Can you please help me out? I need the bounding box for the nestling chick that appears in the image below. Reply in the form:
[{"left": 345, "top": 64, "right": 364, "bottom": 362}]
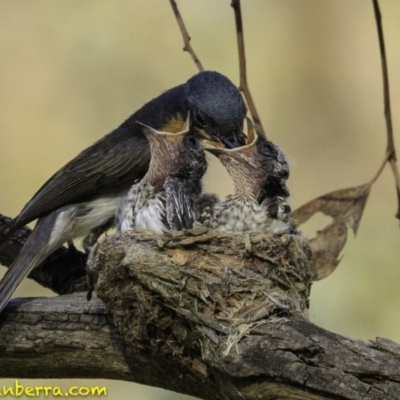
[
  {"left": 117, "top": 114, "right": 207, "bottom": 233},
  {"left": 202, "top": 119, "right": 293, "bottom": 233}
]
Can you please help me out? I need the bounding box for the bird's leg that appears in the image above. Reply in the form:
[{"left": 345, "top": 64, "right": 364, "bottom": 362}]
[
  {"left": 83, "top": 218, "right": 114, "bottom": 255},
  {"left": 86, "top": 274, "right": 94, "bottom": 301}
]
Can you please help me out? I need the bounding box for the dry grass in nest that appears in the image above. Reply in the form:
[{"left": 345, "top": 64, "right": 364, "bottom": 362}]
[{"left": 88, "top": 228, "right": 312, "bottom": 368}]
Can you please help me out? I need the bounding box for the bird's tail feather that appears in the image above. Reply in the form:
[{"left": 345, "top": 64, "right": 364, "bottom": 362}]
[{"left": 0, "top": 213, "right": 57, "bottom": 314}]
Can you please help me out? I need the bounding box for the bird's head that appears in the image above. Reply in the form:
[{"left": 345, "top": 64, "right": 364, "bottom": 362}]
[
  {"left": 185, "top": 71, "right": 247, "bottom": 149},
  {"left": 204, "top": 118, "right": 290, "bottom": 201},
  {"left": 138, "top": 113, "right": 206, "bottom": 187}
]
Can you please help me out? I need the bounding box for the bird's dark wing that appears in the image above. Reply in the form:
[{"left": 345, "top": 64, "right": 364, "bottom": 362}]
[
  {"left": 0, "top": 212, "right": 58, "bottom": 313},
  {"left": 11, "top": 130, "right": 150, "bottom": 233},
  {"left": 165, "top": 177, "right": 196, "bottom": 231}
]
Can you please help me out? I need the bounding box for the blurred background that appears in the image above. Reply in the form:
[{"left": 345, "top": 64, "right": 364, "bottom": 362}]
[{"left": 0, "top": 0, "right": 399, "bottom": 398}]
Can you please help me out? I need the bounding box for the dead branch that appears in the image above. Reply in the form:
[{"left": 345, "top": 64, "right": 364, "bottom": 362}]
[
  {"left": 0, "top": 214, "right": 87, "bottom": 294},
  {"left": 231, "top": 0, "right": 265, "bottom": 137},
  {"left": 169, "top": 0, "right": 204, "bottom": 72},
  {"left": 372, "top": 0, "right": 400, "bottom": 219},
  {"left": 1, "top": 231, "right": 400, "bottom": 400}
]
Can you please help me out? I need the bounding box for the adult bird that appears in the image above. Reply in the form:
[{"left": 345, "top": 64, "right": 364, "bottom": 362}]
[
  {"left": 117, "top": 114, "right": 206, "bottom": 233},
  {"left": 202, "top": 119, "right": 293, "bottom": 233},
  {"left": 0, "top": 71, "right": 247, "bottom": 313}
]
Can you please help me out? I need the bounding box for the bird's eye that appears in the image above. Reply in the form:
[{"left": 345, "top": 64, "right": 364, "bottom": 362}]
[{"left": 195, "top": 111, "right": 208, "bottom": 128}]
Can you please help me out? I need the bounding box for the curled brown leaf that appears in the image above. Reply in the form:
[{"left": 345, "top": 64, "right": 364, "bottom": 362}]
[{"left": 293, "top": 184, "right": 371, "bottom": 280}]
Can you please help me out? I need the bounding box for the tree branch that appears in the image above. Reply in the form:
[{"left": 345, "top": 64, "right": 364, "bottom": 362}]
[
  {"left": 2, "top": 221, "right": 400, "bottom": 398},
  {"left": 1, "top": 293, "right": 400, "bottom": 400},
  {"left": 0, "top": 294, "right": 219, "bottom": 399},
  {"left": 372, "top": 0, "right": 400, "bottom": 219},
  {"left": 169, "top": 0, "right": 204, "bottom": 72},
  {"left": 0, "top": 214, "right": 88, "bottom": 294},
  {"left": 231, "top": 0, "right": 265, "bottom": 138}
]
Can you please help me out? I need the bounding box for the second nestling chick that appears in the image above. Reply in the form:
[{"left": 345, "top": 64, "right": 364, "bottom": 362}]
[
  {"left": 117, "top": 114, "right": 207, "bottom": 233},
  {"left": 201, "top": 119, "right": 294, "bottom": 233}
]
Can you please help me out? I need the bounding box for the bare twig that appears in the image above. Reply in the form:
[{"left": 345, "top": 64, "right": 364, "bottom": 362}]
[
  {"left": 368, "top": 151, "right": 392, "bottom": 186},
  {"left": 169, "top": 0, "right": 204, "bottom": 72},
  {"left": 372, "top": 0, "right": 400, "bottom": 219},
  {"left": 231, "top": 0, "right": 265, "bottom": 138}
]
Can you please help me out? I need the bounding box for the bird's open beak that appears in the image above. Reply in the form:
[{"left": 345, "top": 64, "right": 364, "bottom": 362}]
[
  {"left": 136, "top": 113, "right": 192, "bottom": 179},
  {"left": 204, "top": 117, "right": 258, "bottom": 159},
  {"left": 196, "top": 127, "right": 246, "bottom": 149},
  {"left": 137, "top": 113, "right": 191, "bottom": 145},
  {"left": 218, "top": 130, "right": 247, "bottom": 149}
]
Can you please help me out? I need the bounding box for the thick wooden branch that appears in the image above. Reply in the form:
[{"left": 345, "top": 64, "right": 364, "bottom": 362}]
[
  {"left": 1, "top": 293, "right": 400, "bottom": 400},
  {"left": 0, "top": 294, "right": 224, "bottom": 399},
  {"left": 0, "top": 214, "right": 88, "bottom": 294},
  {"left": 1, "top": 223, "right": 400, "bottom": 399}
]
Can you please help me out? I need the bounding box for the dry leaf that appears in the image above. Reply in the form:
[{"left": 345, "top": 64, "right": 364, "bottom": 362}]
[{"left": 292, "top": 184, "right": 370, "bottom": 280}]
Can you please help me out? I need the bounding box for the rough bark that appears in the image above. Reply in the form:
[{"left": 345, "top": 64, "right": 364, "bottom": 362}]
[
  {"left": 1, "top": 220, "right": 400, "bottom": 399},
  {"left": 1, "top": 294, "right": 400, "bottom": 400}
]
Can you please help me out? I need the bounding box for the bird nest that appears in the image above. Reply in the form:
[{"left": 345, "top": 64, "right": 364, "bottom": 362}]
[{"left": 88, "top": 227, "right": 312, "bottom": 368}]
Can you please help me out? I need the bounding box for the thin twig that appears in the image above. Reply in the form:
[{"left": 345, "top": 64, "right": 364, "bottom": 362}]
[
  {"left": 169, "top": 0, "right": 204, "bottom": 72},
  {"left": 368, "top": 151, "right": 391, "bottom": 186},
  {"left": 231, "top": 0, "right": 265, "bottom": 138},
  {"left": 372, "top": 0, "right": 400, "bottom": 219}
]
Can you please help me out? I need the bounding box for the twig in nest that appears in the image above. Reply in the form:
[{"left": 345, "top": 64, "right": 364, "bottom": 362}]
[
  {"left": 231, "top": 0, "right": 266, "bottom": 138},
  {"left": 372, "top": 0, "right": 400, "bottom": 220},
  {"left": 169, "top": 0, "right": 204, "bottom": 72}
]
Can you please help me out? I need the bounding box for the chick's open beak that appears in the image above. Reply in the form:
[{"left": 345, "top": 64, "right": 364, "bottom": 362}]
[
  {"left": 137, "top": 112, "right": 191, "bottom": 145},
  {"left": 204, "top": 117, "right": 258, "bottom": 159}
]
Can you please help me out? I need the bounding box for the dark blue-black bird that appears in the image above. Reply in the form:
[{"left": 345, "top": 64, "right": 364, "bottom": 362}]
[
  {"left": 0, "top": 71, "right": 247, "bottom": 313},
  {"left": 117, "top": 114, "right": 207, "bottom": 233},
  {"left": 201, "top": 119, "right": 293, "bottom": 233}
]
